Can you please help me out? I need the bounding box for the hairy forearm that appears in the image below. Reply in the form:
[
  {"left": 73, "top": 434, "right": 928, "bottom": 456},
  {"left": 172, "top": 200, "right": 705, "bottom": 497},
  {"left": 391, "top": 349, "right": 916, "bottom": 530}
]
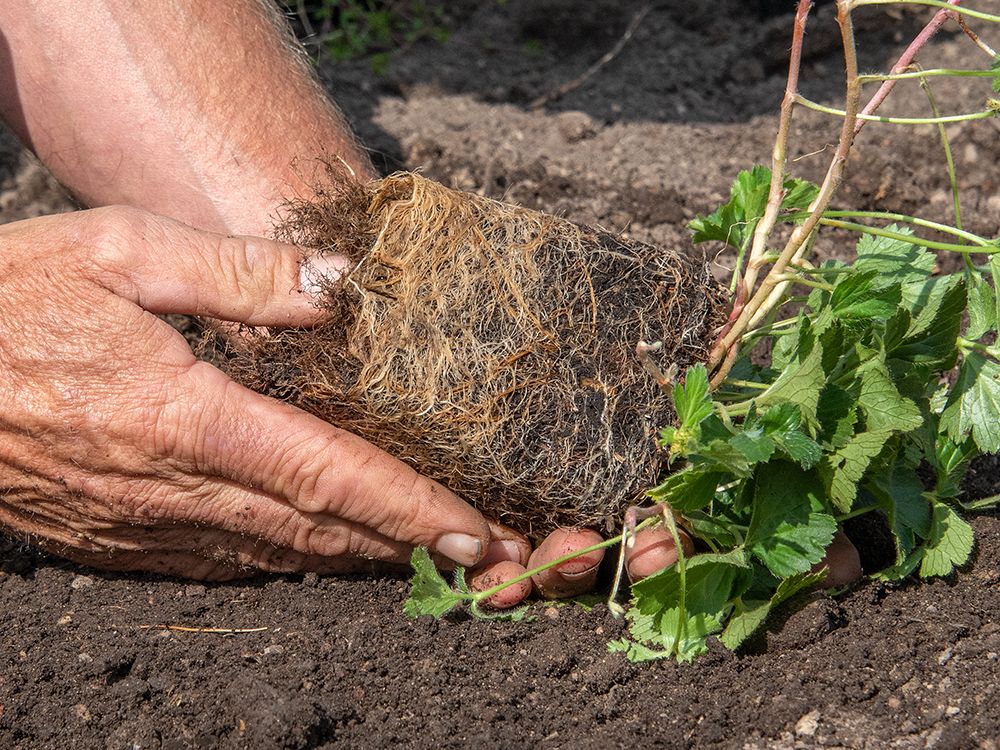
[{"left": 0, "top": 0, "right": 375, "bottom": 236}]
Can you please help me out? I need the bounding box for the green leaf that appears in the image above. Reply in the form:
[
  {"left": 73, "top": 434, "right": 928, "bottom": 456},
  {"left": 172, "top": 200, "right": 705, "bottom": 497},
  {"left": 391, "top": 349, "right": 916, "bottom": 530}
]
[
  {"left": 689, "top": 439, "right": 752, "bottom": 476},
  {"left": 664, "top": 365, "right": 714, "bottom": 455},
  {"left": 751, "top": 403, "right": 822, "bottom": 469},
  {"left": 746, "top": 464, "right": 838, "bottom": 577},
  {"left": 625, "top": 551, "right": 748, "bottom": 661},
  {"left": 689, "top": 166, "right": 772, "bottom": 249},
  {"left": 817, "top": 384, "right": 858, "bottom": 449},
  {"left": 919, "top": 503, "right": 974, "bottom": 577},
  {"left": 992, "top": 54, "right": 1000, "bottom": 94},
  {"left": 719, "top": 569, "right": 826, "bottom": 650},
  {"left": 729, "top": 429, "right": 776, "bottom": 464},
  {"left": 893, "top": 275, "right": 965, "bottom": 369},
  {"left": 824, "top": 430, "right": 893, "bottom": 513},
  {"left": 781, "top": 176, "right": 821, "bottom": 215},
  {"left": 966, "top": 273, "right": 996, "bottom": 340},
  {"left": 940, "top": 352, "right": 1000, "bottom": 453},
  {"left": 688, "top": 166, "right": 817, "bottom": 249},
  {"left": 607, "top": 638, "right": 672, "bottom": 662},
  {"left": 756, "top": 322, "right": 826, "bottom": 430},
  {"left": 868, "top": 448, "right": 931, "bottom": 564},
  {"left": 854, "top": 225, "right": 935, "bottom": 286},
  {"left": 647, "top": 469, "right": 722, "bottom": 514},
  {"left": 674, "top": 365, "right": 713, "bottom": 429},
  {"left": 404, "top": 547, "right": 466, "bottom": 618},
  {"left": 830, "top": 271, "right": 902, "bottom": 321},
  {"left": 857, "top": 355, "right": 923, "bottom": 433}
]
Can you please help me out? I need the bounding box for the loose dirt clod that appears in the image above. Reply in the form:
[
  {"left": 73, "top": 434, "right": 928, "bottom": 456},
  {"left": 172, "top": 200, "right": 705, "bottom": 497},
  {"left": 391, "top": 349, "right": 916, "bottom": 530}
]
[{"left": 222, "top": 171, "right": 726, "bottom": 536}]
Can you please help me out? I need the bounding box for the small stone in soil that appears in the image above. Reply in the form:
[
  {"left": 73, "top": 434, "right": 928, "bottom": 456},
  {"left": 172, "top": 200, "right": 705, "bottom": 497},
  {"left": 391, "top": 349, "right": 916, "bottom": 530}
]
[
  {"left": 70, "top": 575, "right": 94, "bottom": 590},
  {"left": 795, "top": 710, "right": 820, "bottom": 737}
]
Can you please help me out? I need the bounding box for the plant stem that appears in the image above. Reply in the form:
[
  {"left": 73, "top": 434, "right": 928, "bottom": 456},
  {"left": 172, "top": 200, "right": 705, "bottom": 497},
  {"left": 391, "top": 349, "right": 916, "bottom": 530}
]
[
  {"left": 853, "top": 0, "right": 964, "bottom": 136},
  {"left": 661, "top": 506, "right": 689, "bottom": 657},
  {"left": 709, "top": 0, "right": 862, "bottom": 383},
  {"left": 724, "top": 379, "right": 771, "bottom": 390},
  {"left": 775, "top": 274, "right": 835, "bottom": 291},
  {"left": 917, "top": 70, "right": 977, "bottom": 271},
  {"left": 853, "top": 0, "right": 1000, "bottom": 25},
  {"left": 819, "top": 218, "right": 997, "bottom": 253},
  {"left": 858, "top": 68, "right": 997, "bottom": 82},
  {"left": 786, "top": 209, "right": 994, "bottom": 246},
  {"left": 837, "top": 504, "right": 881, "bottom": 522},
  {"left": 956, "top": 12, "right": 999, "bottom": 56},
  {"left": 470, "top": 517, "right": 658, "bottom": 605},
  {"left": 739, "top": 0, "right": 813, "bottom": 299},
  {"left": 797, "top": 95, "right": 997, "bottom": 124}
]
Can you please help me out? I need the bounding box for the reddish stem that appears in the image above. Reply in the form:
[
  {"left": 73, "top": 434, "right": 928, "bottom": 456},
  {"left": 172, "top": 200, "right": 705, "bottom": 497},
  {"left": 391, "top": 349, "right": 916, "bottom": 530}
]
[{"left": 854, "top": 0, "right": 962, "bottom": 135}]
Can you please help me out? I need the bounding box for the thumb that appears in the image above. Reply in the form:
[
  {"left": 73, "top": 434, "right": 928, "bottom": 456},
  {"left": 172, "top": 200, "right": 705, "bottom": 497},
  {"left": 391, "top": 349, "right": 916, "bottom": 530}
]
[{"left": 78, "top": 205, "right": 345, "bottom": 326}]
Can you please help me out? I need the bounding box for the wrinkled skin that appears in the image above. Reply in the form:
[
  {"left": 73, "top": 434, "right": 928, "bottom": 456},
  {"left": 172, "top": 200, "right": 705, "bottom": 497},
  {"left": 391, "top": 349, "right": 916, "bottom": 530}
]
[
  {"left": 0, "top": 1, "right": 861, "bottom": 604},
  {"left": 0, "top": 208, "right": 498, "bottom": 577}
]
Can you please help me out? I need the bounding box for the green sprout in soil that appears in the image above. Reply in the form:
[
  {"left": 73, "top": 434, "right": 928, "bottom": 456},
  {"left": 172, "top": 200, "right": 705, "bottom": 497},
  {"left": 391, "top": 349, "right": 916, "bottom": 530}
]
[{"left": 406, "top": 0, "right": 1000, "bottom": 661}]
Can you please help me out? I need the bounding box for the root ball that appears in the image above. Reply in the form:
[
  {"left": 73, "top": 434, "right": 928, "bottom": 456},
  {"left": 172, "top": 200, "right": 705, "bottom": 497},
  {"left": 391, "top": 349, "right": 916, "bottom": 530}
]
[{"left": 223, "top": 172, "right": 727, "bottom": 537}]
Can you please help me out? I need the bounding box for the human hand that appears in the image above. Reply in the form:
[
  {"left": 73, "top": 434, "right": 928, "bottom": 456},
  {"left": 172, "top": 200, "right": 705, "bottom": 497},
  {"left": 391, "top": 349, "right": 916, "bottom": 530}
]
[
  {"left": 470, "top": 524, "right": 861, "bottom": 609},
  {"left": 0, "top": 207, "right": 494, "bottom": 578}
]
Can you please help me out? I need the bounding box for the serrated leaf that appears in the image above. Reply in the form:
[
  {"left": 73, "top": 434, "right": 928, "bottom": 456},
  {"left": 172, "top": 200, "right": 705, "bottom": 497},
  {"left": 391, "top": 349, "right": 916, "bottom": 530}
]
[
  {"left": 404, "top": 547, "right": 465, "bottom": 618},
  {"left": 753, "top": 403, "right": 822, "bottom": 468},
  {"left": 689, "top": 166, "right": 771, "bottom": 249},
  {"left": 830, "top": 270, "right": 902, "bottom": 321},
  {"left": 940, "top": 351, "right": 1000, "bottom": 453},
  {"left": 824, "top": 430, "right": 893, "bottom": 513},
  {"left": 690, "top": 439, "right": 752, "bottom": 476},
  {"left": 647, "top": 469, "right": 722, "bottom": 514},
  {"left": 729, "top": 429, "right": 777, "bottom": 464},
  {"left": 894, "top": 275, "right": 965, "bottom": 369},
  {"left": 781, "top": 176, "right": 821, "bottom": 215},
  {"left": 624, "top": 552, "right": 747, "bottom": 661},
  {"left": 674, "top": 365, "right": 713, "bottom": 428},
  {"left": 719, "top": 569, "right": 826, "bottom": 650},
  {"left": 817, "top": 384, "right": 858, "bottom": 449},
  {"left": 933, "top": 435, "right": 976, "bottom": 500},
  {"left": 868, "top": 447, "right": 931, "bottom": 564},
  {"left": 966, "top": 273, "right": 996, "bottom": 340},
  {"left": 607, "top": 638, "right": 672, "bottom": 662},
  {"left": 746, "top": 464, "right": 838, "bottom": 577},
  {"left": 775, "top": 430, "right": 823, "bottom": 469},
  {"left": 665, "top": 365, "right": 714, "bottom": 455},
  {"left": 855, "top": 225, "right": 935, "bottom": 285},
  {"left": 689, "top": 167, "right": 817, "bottom": 249},
  {"left": 919, "top": 503, "right": 974, "bottom": 577},
  {"left": 857, "top": 355, "right": 923, "bottom": 433},
  {"left": 756, "top": 323, "right": 826, "bottom": 429}
]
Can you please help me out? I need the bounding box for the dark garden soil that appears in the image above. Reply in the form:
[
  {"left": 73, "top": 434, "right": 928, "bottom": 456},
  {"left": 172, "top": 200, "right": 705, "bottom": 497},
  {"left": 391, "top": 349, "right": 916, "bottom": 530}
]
[{"left": 3, "top": 1, "right": 1000, "bottom": 747}]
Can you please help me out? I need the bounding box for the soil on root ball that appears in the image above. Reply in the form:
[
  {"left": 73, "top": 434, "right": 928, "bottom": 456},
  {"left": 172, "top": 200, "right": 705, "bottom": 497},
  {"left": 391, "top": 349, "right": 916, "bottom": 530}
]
[{"left": 222, "top": 172, "right": 726, "bottom": 537}]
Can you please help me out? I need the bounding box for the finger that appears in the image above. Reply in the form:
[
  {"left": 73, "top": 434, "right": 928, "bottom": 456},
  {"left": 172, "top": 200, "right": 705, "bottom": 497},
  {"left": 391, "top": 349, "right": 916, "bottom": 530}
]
[
  {"left": 123, "top": 473, "right": 418, "bottom": 565},
  {"left": 158, "top": 361, "right": 491, "bottom": 567},
  {"left": 474, "top": 522, "right": 532, "bottom": 569},
  {"left": 528, "top": 528, "right": 605, "bottom": 600},
  {"left": 626, "top": 526, "right": 695, "bottom": 582},
  {"left": 813, "top": 530, "right": 862, "bottom": 587},
  {"left": 468, "top": 560, "right": 532, "bottom": 609},
  {"left": 51, "top": 528, "right": 409, "bottom": 581},
  {"left": 76, "top": 206, "right": 346, "bottom": 326}
]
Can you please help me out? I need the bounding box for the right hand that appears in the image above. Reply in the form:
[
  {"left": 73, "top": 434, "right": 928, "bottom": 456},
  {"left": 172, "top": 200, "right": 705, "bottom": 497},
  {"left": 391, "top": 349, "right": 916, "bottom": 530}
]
[{"left": 0, "top": 207, "right": 493, "bottom": 579}]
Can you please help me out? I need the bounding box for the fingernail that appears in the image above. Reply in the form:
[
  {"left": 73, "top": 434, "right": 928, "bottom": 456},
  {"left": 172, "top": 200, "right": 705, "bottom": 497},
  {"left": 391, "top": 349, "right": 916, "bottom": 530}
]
[
  {"left": 560, "top": 562, "right": 601, "bottom": 581},
  {"left": 482, "top": 539, "right": 526, "bottom": 566},
  {"left": 300, "top": 253, "right": 349, "bottom": 297},
  {"left": 435, "top": 533, "right": 482, "bottom": 567}
]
